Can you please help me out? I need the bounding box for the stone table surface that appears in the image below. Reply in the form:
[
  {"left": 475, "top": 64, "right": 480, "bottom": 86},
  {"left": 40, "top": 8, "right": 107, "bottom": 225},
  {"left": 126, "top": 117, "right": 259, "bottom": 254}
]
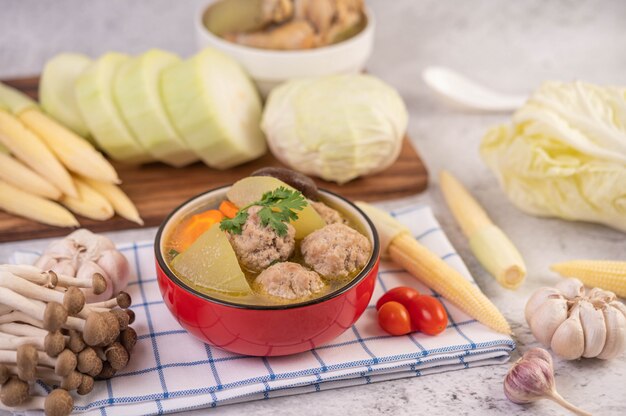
[{"left": 1, "top": 0, "right": 625, "bottom": 415}]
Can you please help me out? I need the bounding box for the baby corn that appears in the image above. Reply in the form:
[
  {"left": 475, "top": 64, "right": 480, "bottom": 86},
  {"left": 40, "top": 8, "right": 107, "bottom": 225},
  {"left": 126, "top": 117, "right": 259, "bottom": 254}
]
[
  {"left": 0, "top": 109, "right": 77, "bottom": 198},
  {"left": 81, "top": 177, "right": 143, "bottom": 225},
  {"left": 0, "top": 152, "right": 62, "bottom": 200},
  {"left": 18, "top": 108, "right": 120, "bottom": 184},
  {"left": 61, "top": 177, "right": 114, "bottom": 221},
  {"left": 551, "top": 260, "right": 626, "bottom": 298},
  {"left": 357, "top": 202, "right": 511, "bottom": 334},
  {"left": 439, "top": 170, "right": 526, "bottom": 289},
  {"left": 0, "top": 181, "right": 78, "bottom": 227}
]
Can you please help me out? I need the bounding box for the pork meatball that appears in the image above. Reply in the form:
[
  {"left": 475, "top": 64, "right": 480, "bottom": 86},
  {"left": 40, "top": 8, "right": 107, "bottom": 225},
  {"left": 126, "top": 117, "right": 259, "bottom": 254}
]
[
  {"left": 255, "top": 262, "right": 324, "bottom": 300},
  {"left": 310, "top": 201, "right": 346, "bottom": 225},
  {"left": 301, "top": 223, "right": 371, "bottom": 278},
  {"left": 227, "top": 205, "right": 295, "bottom": 272}
]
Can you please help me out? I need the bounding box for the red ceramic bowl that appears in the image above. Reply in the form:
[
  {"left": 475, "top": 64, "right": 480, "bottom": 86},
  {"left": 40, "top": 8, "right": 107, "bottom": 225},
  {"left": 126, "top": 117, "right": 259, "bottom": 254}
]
[{"left": 155, "top": 186, "right": 380, "bottom": 356}]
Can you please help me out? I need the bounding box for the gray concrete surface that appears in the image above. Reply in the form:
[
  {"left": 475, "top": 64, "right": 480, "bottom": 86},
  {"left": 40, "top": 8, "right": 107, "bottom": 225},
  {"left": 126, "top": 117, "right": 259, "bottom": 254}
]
[{"left": 1, "top": 0, "right": 625, "bottom": 415}]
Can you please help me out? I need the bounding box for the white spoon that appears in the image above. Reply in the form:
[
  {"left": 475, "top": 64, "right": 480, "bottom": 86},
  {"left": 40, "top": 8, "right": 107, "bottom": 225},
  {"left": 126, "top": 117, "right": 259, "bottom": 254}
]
[{"left": 422, "top": 66, "right": 528, "bottom": 112}]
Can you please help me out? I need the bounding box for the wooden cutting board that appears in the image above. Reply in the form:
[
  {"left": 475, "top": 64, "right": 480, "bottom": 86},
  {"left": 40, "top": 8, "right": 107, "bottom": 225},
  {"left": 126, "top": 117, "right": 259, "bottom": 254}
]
[{"left": 0, "top": 77, "right": 428, "bottom": 243}]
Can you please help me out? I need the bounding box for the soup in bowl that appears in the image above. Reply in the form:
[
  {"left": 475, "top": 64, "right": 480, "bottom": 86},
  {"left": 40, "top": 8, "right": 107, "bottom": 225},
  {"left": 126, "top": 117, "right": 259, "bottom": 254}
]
[{"left": 155, "top": 170, "right": 379, "bottom": 356}]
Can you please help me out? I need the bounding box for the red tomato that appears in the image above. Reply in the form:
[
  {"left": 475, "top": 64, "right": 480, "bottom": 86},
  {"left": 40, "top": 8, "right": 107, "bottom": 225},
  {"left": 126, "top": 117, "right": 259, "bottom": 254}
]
[
  {"left": 377, "top": 301, "right": 411, "bottom": 336},
  {"left": 375, "top": 286, "right": 421, "bottom": 310},
  {"left": 407, "top": 295, "right": 448, "bottom": 335}
]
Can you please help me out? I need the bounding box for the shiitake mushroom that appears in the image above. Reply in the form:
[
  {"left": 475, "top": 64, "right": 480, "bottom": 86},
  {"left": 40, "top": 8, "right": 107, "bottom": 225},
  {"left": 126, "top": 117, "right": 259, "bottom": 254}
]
[{"left": 250, "top": 167, "right": 320, "bottom": 200}]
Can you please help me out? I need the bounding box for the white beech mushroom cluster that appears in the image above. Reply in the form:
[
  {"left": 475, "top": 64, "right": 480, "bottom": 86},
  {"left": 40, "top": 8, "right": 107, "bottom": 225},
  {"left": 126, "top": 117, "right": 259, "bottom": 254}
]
[
  {"left": 0, "top": 232, "right": 136, "bottom": 416},
  {"left": 525, "top": 278, "right": 626, "bottom": 360}
]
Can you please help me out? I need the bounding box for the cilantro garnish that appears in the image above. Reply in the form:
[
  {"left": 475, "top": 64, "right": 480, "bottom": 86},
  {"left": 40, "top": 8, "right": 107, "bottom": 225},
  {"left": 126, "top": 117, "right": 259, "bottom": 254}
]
[{"left": 219, "top": 187, "right": 306, "bottom": 236}]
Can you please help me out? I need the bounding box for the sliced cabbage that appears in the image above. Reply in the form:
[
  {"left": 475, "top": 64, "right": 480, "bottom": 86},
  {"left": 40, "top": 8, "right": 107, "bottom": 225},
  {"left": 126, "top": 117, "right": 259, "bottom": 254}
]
[
  {"left": 161, "top": 48, "right": 266, "bottom": 169},
  {"left": 114, "top": 49, "right": 198, "bottom": 167},
  {"left": 75, "top": 52, "right": 152, "bottom": 164},
  {"left": 262, "top": 74, "right": 408, "bottom": 184},
  {"left": 40, "top": 53, "right": 93, "bottom": 139},
  {"left": 481, "top": 81, "right": 626, "bottom": 232}
]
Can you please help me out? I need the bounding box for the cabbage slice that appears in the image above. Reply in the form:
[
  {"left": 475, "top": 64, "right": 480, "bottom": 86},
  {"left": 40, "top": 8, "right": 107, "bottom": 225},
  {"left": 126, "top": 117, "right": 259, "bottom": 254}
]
[
  {"left": 161, "top": 48, "right": 266, "bottom": 169},
  {"left": 75, "top": 52, "right": 152, "bottom": 164},
  {"left": 114, "top": 49, "right": 198, "bottom": 167},
  {"left": 40, "top": 53, "right": 92, "bottom": 139}
]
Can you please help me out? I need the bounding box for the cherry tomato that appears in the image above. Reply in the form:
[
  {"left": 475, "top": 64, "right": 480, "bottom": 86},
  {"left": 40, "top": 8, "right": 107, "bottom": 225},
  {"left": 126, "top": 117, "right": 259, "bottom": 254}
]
[
  {"left": 377, "top": 301, "right": 412, "bottom": 336},
  {"left": 407, "top": 295, "right": 448, "bottom": 335},
  {"left": 375, "top": 286, "right": 421, "bottom": 311}
]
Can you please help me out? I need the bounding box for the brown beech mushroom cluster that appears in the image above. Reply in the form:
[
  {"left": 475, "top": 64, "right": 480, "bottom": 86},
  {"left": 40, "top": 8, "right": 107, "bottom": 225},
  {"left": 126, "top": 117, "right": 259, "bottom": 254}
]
[{"left": 0, "top": 259, "right": 137, "bottom": 416}]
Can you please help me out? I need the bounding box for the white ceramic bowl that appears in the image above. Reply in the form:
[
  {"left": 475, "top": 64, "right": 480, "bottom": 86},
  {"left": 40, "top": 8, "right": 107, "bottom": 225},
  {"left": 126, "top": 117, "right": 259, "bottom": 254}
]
[{"left": 195, "top": 0, "right": 375, "bottom": 96}]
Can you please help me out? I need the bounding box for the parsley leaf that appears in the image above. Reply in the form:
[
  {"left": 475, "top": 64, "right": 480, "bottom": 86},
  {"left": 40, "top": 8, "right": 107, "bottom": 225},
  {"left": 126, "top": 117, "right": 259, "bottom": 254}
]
[{"left": 219, "top": 187, "right": 306, "bottom": 236}]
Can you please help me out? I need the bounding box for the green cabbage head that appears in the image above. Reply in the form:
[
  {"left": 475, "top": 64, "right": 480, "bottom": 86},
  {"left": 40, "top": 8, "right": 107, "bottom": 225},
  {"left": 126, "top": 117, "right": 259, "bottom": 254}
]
[
  {"left": 262, "top": 74, "right": 408, "bottom": 184},
  {"left": 481, "top": 81, "right": 626, "bottom": 232}
]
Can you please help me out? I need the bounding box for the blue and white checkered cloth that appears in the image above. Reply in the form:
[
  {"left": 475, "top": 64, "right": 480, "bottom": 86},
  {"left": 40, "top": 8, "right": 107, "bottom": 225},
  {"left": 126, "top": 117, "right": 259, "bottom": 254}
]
[{"left": 13, "top": 204, "right": 514, "bottom": 416}]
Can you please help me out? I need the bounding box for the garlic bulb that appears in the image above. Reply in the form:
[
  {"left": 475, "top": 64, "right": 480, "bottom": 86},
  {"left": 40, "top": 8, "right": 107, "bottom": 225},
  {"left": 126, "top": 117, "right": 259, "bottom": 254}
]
[
  {"left": 35, "top": 229, "right": 131, "bottom": 302},
  {"left": 504, "top": 348, "right": 592, "bottom": 416},
  {"left": 526, "top": 278, "right": 626, "bottom": 360}
]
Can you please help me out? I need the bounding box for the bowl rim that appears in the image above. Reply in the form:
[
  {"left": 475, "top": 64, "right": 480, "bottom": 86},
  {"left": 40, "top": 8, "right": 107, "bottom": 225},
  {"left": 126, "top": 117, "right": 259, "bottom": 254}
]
[
  {"left": 154, "top": 185, "right": 380, "bottom": 311},
  {"left": 195, "top": 0, "right": 375, "bottom": 58}
]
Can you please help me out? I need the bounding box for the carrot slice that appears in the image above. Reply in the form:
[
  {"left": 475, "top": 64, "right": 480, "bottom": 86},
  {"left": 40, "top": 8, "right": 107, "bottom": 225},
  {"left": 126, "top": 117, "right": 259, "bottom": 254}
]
[
  {"left": 219, "top": 200, "right": 239, "bottom": 219},
  {"left": 172, "top": 209, "right": 224, "bottom": 252}
]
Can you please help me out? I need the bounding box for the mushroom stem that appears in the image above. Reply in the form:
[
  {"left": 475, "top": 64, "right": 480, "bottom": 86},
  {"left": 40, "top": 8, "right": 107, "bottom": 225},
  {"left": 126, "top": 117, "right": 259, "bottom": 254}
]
[
  {"left": 0, "top": 348, "right": 76, "bottom": 377},
  {"left": 52, "top": 270, "right": 107, "bottom": 294},
  {"left": 0, "top": 328, "right": 67, "bottom": 357},
  {"left": 0, "top": 272, "right": 84, "bottom": 315},
  {"left": 0, "top": 287, "right": 67, "bottom": 331},
  {"left": 0, "top": 265, "right": 57, "bottom": 288},
  {"left": 4, "top": 364, "right": 82, "bottom": 391},
  {"left": 87, "top": 291, "right": 132, "bottom": 309},
  {"left": 0, "top": 388, "right": 74, "bottom": 416},
  {"left": 0, "top": 322, "right": 48, "bottom": 338},
  {"left": 0, "top": 310, "right": 46, "bottom": 328}
]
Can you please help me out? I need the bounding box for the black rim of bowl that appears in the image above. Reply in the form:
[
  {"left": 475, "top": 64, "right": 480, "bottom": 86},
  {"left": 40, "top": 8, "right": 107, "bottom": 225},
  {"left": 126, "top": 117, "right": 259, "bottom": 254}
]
[{"left": 154, "top": 185, "right": 380, "bottom": 310}]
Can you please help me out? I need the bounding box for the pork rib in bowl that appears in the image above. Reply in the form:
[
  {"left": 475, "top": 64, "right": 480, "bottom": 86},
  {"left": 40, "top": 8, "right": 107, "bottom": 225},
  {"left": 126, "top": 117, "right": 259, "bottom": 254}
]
[{"left": 155, "top": 171, "right": 380, "bottom": 356}]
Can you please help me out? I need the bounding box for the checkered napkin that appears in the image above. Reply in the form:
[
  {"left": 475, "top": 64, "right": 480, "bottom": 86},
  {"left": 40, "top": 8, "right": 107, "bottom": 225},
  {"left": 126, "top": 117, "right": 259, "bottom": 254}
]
[{"left": 12, "top": 204, "right": 515, "bottom": 416}]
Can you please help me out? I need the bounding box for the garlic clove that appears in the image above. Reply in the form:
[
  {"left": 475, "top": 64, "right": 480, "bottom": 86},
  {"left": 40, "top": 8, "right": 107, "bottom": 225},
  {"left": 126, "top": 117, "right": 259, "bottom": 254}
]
[
  {"left": 578, "top": 299, "right": 607, "bottom": 358},
  {"left": 553, "top": 278, "right": 585, "bottom": 300},
  {"left": 609, "top": 301, "right": 626, "bottom": 320},
  {"left": 96, "top": 250, "right": 131, "bottom": 295},
  {"left": 522, "top": 347, "right": 553, "bottom": 367},
  {"left": 67, "top": 229, "right": 115, "bottom": 261},
  {"left": 550, "top": 303, "right": 585, "bottom": 360},
  {"left": 597, "top": 303, "right": 626, "bottom": 360},
  {"left": 587, "top": 287, "right": 616, "bottom": 304},
  {"left": 529, "top": 297, "right": 568, "bottom": 347},
  {"left": 46, "top": 238, "right": 79, "bottom": 258},
  {"left": 525, "top": 288, "right": 562, "bottom": 324},
  {"left": 34, "top": 254, "right": 58, "bottom": 271},
  {"left": 51, "top": 259, "right": 76, "bottom": 277}
]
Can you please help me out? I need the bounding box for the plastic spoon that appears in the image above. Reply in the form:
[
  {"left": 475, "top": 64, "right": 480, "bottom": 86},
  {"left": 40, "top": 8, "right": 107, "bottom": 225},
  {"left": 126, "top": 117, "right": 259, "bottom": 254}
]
[{"left": 422, "top": 66, "right": 528, "bottom": 112}]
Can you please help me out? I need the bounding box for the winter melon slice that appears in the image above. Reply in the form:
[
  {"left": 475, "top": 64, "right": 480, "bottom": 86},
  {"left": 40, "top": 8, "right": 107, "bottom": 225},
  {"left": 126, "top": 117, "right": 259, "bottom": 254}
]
[
  {"left": 114, "top": 49, "right": 197, "bottom": 167},
  {"left": 75, "top": 52, "right": 152, "bottom": 164},
  {"left": 40, "top": 53, "right": 93, "bottom": 139},
  {"left": 171, "top": 223, "right": 251, "bottom": 295},
  {"left": 227, "top": 176, "right": 326, "bottom": 239},
  {"left": 161, "top": 48, "right": 266, "bottom": 169}
]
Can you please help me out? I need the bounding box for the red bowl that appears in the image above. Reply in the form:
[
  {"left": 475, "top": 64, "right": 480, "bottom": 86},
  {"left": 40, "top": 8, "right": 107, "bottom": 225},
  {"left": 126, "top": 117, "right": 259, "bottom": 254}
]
[{"left": 155, "top": 186, "right": 380, "bottom": 356}]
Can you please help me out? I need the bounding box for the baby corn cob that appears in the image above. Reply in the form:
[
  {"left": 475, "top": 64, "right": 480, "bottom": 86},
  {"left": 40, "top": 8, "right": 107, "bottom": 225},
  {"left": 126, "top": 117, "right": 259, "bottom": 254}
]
[
  {"left": 440, "top": 170, "right": 526, "bottom": 290},
  {"left": 551, "top": 260, "right": 626, "bottom": 298},
  {"left": 61, "top": 177, "right": 114, "bottom": 221},
  {"left": 0, "top": 152, "right": 62, "bottom": 200},
  {"left": 19, "top": 108, "right": 120, "bottom": 184},
  {"left": 0, "top": 181, "right": 78, "bottom": 227},
  {"left": 357, "top": 202, "right": 511, "bottom": 334},
  {"left": 81, "top": 177, "right": 143, "bottom": 225},
  {"left": 0, "top": 109, "right": 77, "bottom": 197}
]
